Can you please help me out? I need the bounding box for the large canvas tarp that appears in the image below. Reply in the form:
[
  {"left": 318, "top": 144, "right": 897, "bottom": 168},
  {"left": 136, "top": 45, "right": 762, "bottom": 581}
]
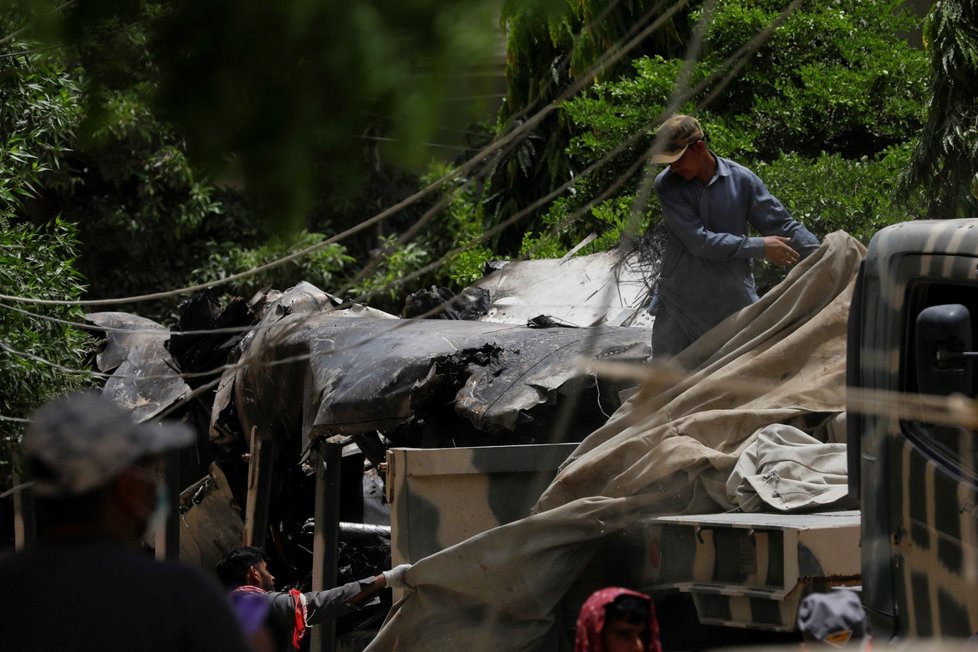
[{"left": 366, "top": 232, "right": 866, "bottom": 651}]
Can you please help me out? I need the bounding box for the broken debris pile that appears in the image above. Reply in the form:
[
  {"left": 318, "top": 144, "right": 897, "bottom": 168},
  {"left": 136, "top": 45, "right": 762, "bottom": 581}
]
[{"left": 84, "top": 245, "right": 659, "bottom": 641}]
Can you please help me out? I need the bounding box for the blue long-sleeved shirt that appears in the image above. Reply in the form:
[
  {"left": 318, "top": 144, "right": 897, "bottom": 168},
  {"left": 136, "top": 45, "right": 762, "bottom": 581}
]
[{"left": 652, "top": 154, "right": 819, "bottom": 354}]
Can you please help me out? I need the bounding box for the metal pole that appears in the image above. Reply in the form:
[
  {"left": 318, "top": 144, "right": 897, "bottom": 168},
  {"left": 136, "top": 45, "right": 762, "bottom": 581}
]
[{"left": 309, "top": 439, "right": 342, "bottom": 652}]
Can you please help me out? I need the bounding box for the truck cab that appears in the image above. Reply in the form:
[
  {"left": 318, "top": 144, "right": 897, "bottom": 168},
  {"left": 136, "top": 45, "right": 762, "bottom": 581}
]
[{"left": 849, "top": 219, "right": 978, "bottom": 638}]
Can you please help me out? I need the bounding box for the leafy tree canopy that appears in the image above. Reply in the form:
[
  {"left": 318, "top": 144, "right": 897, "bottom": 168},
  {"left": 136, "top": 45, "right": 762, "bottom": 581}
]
[
  {"left": 503, "top": 0, "right": 930, "bottom": 270},
  {"left": 485, "top": 0, "right": 687, "bottom": 246},
  {"left": 0, "top": 215, "right": 94, "bottom": 468},
  {"left": 0, "top": 17, "right": 94, "bottom": 469},
  {"left": 20, "top": 0, "right": 513, "bottom": 233},
  {"left": 900, "top": 0, "right": 978, "bottom": 218},
  {"left": 343, "top": 0, "right": 933, "bottom": 303}
]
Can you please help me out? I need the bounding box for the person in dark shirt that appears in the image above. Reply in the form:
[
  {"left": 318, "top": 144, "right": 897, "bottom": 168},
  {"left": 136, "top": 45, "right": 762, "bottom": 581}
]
[
  {"left": 216, "top": 545, "right": 411, "bottom": 651},
  {"left": 0, "top": 391, "right": 250, "bottom": 652}
]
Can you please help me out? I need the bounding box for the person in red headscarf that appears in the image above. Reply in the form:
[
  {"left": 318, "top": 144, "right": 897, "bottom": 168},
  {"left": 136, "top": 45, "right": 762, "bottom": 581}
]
[{"left": 575, "top": 587, "right": 662, "bottom": 652}]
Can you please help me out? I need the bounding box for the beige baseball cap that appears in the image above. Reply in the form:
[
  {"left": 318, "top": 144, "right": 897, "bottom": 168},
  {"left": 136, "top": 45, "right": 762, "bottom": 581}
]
[
  {"left": 24, "top": 391, "right": 193, "bottom": 496},
  {"left": 651, "top": 115, "right": 705, "bottom": 164}
]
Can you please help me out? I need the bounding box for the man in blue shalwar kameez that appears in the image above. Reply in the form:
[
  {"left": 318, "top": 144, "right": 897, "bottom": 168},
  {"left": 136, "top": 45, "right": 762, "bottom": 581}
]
[{"left": 650, "top": 115, "right": 820, "bottom": 357}]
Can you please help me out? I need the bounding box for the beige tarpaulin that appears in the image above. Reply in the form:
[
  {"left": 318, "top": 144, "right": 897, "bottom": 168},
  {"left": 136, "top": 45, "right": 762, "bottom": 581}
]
[
  {"left": 366, "top": 232, "right": 866, "bottom": 652},
  {"left": 725, "top": 423, "right": 853, "bottom": 513}
]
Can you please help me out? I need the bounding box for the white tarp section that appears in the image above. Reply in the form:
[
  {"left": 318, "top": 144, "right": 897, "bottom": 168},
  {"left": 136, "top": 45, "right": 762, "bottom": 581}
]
[{"left": 366, "top": 232, "right": 866, "bottom": 652}]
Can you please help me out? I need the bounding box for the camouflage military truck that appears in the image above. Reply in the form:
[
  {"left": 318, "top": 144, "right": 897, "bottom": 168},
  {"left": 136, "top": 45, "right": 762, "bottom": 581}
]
[
  {"left": 388, "top": 219, "right": 978, "bottom": 643},
  {"left": 848, "top": 219, "right": 978, "bottom": 638}
]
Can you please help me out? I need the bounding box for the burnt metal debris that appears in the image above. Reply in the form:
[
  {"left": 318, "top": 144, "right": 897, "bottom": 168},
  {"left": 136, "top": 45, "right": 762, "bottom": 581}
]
[{"left": 83, "top": 248, "right": 658, "bottom": 642}]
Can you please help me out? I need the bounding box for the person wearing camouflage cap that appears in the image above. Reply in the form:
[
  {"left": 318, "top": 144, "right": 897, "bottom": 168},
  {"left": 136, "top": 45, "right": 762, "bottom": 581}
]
[
  {"left": 649, "top": 114, "right": 820, "bottom": 357},
  {"left": 0, "top": 391, "right": 250, "bottom": 652}
]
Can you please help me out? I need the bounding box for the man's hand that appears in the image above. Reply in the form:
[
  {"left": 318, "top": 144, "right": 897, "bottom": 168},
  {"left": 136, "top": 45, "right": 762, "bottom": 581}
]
[
  {"left": 763, "top": 236, "right": 800, "bottom": 266},
  {"left": 382, "top": 564, "right": 412, "bottom": 589}
]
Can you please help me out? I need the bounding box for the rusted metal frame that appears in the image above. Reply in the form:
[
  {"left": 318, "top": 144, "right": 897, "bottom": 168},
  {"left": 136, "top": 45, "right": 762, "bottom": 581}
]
[
  {"left": 309, "top": 437, "right": 343, "bottom": 652},
  {"left": 243, "top": 425, "right": 275, "bottom": 548}
]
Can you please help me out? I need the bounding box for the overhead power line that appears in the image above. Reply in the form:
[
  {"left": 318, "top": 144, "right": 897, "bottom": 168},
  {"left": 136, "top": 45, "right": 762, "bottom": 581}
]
[
  {"left": 0, "top": 0, "right": 806, "bottom": 415},
  {"left": 0, "top": 0, "right": 693, "bottom": 309}
]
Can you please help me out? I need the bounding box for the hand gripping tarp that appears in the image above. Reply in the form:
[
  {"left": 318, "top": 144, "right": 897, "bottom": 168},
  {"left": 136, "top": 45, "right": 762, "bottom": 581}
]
[{"left": 365, "top": 232, "right": 866, "bottom": 651}]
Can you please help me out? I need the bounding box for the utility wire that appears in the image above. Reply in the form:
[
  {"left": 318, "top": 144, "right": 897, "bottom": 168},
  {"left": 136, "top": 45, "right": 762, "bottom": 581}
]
[
  {"left": 0, "top": 0, "right": 689, "bottom": 309},
  {"left": 358, "top": 135, "right": 470, "bottom": 152},
  {"left": 1, "top": 0, "right": 787, "bottom": 376},
  {"left": 0, "top": 8, "right": 171, "bottom": 60},
  {"left": 1, "top": 0, "right": 800, "bottom": 393},
  {"left": 0, "top": 301, "right": 254, "bottom": 337}
]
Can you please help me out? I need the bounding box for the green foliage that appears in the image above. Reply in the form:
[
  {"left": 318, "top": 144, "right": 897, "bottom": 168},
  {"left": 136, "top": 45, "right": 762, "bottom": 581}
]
[
  {"left": 0, "top": 33, "right": 82, "bottom": 211},
  {"left": 429, "top": 163, "right": 498, "bottom": 287},
  {"left": 701, "top": 0, "right": 928, "bottom": 158},
  {"left": 0, "top": 22, "right": 94, "bottom": 472},
  {"left": 350, "top": 236, "right": 433, "bottom": 310},
  {"left": 519, "top": 195, "right": 645, "bottom": 259},
  {"left": 30, "top": 0, "right": 510, "bottom": 233},
  {"left": 71, "top": 85, "right": 225, "bottom": 307},
  {"left": 534, "top": 0, "right": 928, "bottom": 255},
  {"left": 900, "top": 0, "right": 978, "bottom": 218},
  {"left": 447, "top": 244, "right": 497, "bottom": 286},
  {"left": 0, "top": 11, "right": 230, "bottom": 321},
  {"left": 760, "top": 144, "right": 927, "bottom": 243},
  {"left": 192, "top": 231, "right": 353, "bottom": 301},
  {"left": 351, "top": 159, "right": 499, "bottom": 298},
  {"left": 486, "top": 0, "right": 687, "bottom": 250},
  {"left": 561, "top": 56, "right": 683, "bottom": 194},
  {"left": 0, "top": 217, "right": 94, "bottom": 472}
]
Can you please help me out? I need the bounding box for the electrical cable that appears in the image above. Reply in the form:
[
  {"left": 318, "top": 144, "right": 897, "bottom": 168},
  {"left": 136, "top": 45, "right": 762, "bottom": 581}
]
[
  {"left": 357, "top": 135, "right": 470, "bottom": 152},
  {"left": 0, "top": 0, "right": 803, "bottom": 401},
  {"left": 0, "top": 7, "right": 171, "bottom": 60},
  {"left": 0, "top": 0, "right": 691, "bottom": 309},
  {"left": 0, "top": 301, "right": 254, "bottom": 337},
  {"left": 1, "top": 0, "right": 788, "bottom": 357}
]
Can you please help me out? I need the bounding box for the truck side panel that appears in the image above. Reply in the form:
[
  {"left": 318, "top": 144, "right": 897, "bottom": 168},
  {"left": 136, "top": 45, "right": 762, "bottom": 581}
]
[{"left": 856, "top": 220, "right": 978, "bottom": 638}]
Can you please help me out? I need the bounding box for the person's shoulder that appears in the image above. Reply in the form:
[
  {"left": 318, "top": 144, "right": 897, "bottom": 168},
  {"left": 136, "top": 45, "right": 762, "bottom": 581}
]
[
  {"left": 719, "top": 156, "right": 761, "bottom": 181},
  {"left": 716, "top": 155, "right": 749, "bottom": 174},
  {"left": 654, "top": 167, "right": 677, "bottom": 191}
]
